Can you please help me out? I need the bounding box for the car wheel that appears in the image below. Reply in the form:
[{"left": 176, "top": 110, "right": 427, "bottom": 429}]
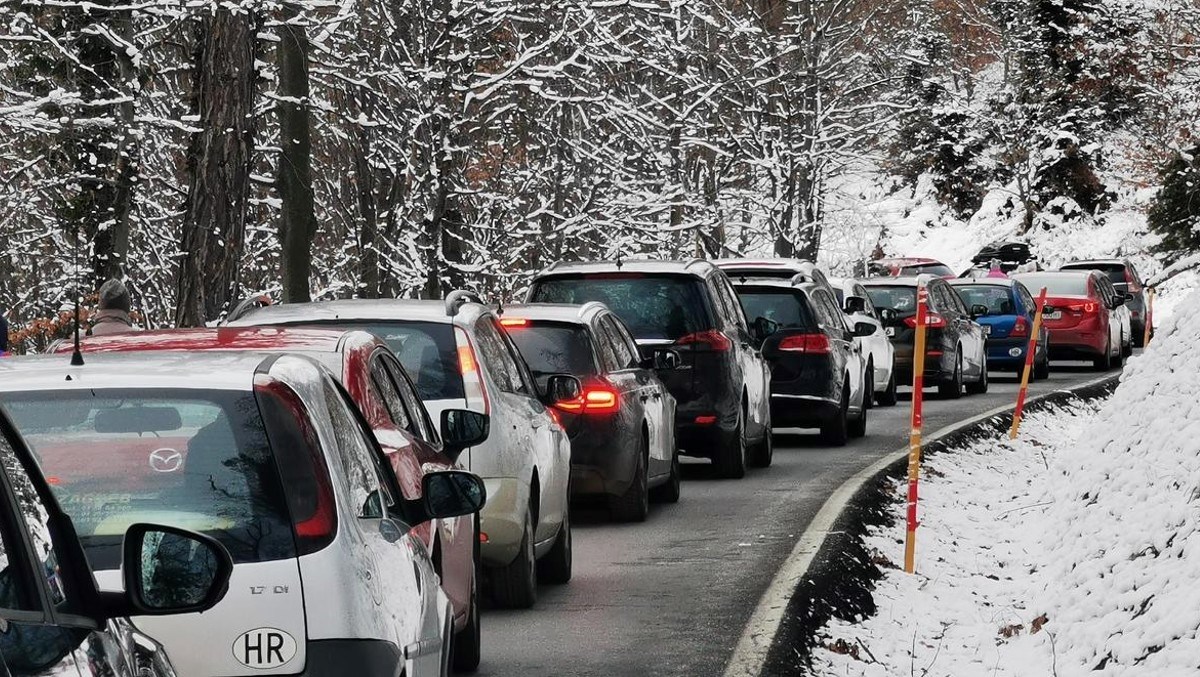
[
  {"left": 877, "top": 371, "right": 898, "bottom": 407},
  {"left": 714, "top": 407, "right": 747, "bottom": 479},
  {"left": 610, "top": 435, "right": 649, "bottom": 522},
  {"left": 1093, "top": 337, "right": 1112, "bottom": 371},
  {"left": 451, "top": 524, "right": 482, "bottom": 673},
  {"left": 938, "top": 354, "right": 964, "bottom": 399},
  {"left": 1034, "top": 349, "right": 1051, "bottom": 381},
  {"left": 863, "top": 364, "right": 874, "bottom": 409},
  {"left": 966, "top": 359, "right": 989, "bottom": 394},
  {"left": 848, "top": 382, "right": 868, "bottom": 439},
  {"left": 1122, "top": 331, "right": 1133, "bottom": 358},
  {"left": 491, "top": 508, "right": 537, "bottom": 609},
  {"left": 748, "top": 422, "right": 774, "bottom": 468},
  {"left": 651, "top": 448, "right": 682, "bottom": 504},
  {"left": 537, "top": 501, "right": 572, "bottom": 584},
  {"left": 819, "top": 383, "right": 850, "bottom": 447}
]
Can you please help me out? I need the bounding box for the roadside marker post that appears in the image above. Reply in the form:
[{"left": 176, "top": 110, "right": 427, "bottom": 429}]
[
  {"left": 903, "top": 282, "right": 929, "bottom": 574},
  {"left": 1144, "top": 287, "right": 1155, "bottom": 347},
  {"left": 1009, "top": 287, "right": 1048, "bottom": 440}
]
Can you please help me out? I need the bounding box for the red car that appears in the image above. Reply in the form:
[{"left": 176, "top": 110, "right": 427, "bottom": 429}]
[
  {"left": 62, "top": 326, "right": 486, "bottom": 671},
  {"left": 867, "top": 257, "right": 957, "bottom": 279},
  {"left": 1014, "top": 270, "right": 1133, "bottom": 370}
]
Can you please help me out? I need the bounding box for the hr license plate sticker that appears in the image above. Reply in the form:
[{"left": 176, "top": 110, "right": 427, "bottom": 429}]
[{"left": 885, "top": 327, "right": 896, "bottom": 337}]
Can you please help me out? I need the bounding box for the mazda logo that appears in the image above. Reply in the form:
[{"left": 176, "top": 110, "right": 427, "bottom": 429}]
[{"left": 149, "top": 448, "right": 183, "bottom": 473}]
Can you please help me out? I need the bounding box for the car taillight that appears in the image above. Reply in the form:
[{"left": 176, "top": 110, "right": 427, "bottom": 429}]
[
  {"left": 676, "top": 330, "right": 732, "bottom": 352},
  {"left": 904, "top": 313, "right": 946, "bottom": 328},
  {"left": 254, "top": 375, "right": 337, "bottom": 555},
  {"left": 557, "top": 383, "right": 621, "bottom": 414},
  {"left": 499, "top": 318, "right": 529, "bottom": 328},
  {"left": 1125, "top": 269, "right": 1141, "bottom": 292},
  {"left": 778, "top": 333, "right": 831, "bottom": 354},
  {"left": 455, "top": 327, "right": 490, "bottom": 415},
  {"left": 1066, "top": 302, "right": 1098, "bottom": 314},
  {"left": 1010, "top": 316, "right": 1029, "bottom": 338}
]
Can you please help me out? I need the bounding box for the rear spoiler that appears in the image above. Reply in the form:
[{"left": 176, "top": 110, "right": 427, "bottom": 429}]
[{"left": 445, "top": 290, "right": 485, "bottom": 317}]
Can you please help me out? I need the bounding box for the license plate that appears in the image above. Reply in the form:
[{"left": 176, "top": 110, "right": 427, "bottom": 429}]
[
  {"left": 885, "top": 327, "right": 896, "bottom": 337},
  {"left": 1045, "top": 311, "right": 1062, "bottom": 320},
  {"left": 983, "top": 325, "right": 992, "bottom": 335}
]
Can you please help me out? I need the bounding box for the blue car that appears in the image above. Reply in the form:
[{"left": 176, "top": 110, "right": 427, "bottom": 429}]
[{"left": 950, "top": 278, "right": 1051, "bottom": 379}]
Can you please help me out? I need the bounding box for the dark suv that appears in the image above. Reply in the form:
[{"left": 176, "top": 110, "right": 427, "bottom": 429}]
[
  {"left": 1059, "top": 259, "right": 1152, "bottom": 346},
  {"left": 862, "top": 276, "right": 989, "bottom": 399},
  {"left": 731, "top": 278, "right": 872, "bottom": 446},
  {"left": 526, "top": 260, "right": 772, "bottom": 479}
]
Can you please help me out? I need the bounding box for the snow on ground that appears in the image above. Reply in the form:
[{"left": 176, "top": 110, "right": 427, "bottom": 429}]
[{"left": 813, "top": 288, "right": 1200, "bottom": 677}]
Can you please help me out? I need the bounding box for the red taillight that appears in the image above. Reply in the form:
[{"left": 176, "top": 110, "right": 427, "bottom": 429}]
[
  {"left": 557, "top": 384, "right": 621, "bottom": 414},
  {"left": 676, "top": 330, "right": 732, "bottom": 352},
  {"left": 1066, "top": 302, "right": 1098, "bottom": 314},
  {"left": 695, "top": 415, "right": 718, "bottom": 425},
  {"left": 904, "top": 313, "right": 946, "bottom": 328},
  {"left": 1010, "top": 316, "right": 1029, "bottom": 338},
  {"left": 455, "top": 327, "right": 490, "bottom": 415},
  {"left": 778, "top": 333, "right": 831, "bottom": 354},
  {"left": 499, "top": 318, "right": 529, "bottom": 328},
  {"left": 1125, "top": 269, "right": 1141, "bottom": 292}
]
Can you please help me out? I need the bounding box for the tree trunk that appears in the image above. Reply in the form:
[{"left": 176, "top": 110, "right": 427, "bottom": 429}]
[
  {"left": 276, "top": 1, "right": 317, "bottom": 304},
  {"left": 352, "top": 115, "right": 380, "bottom": 299},
  {"left": 175, "top": 8, "right": 260, "bottom": 327}
]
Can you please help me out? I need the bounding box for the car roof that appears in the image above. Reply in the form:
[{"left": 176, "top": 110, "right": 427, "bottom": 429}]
[
  {"left": 1015, "top": 270, "right": 1094, "bottom": 277},
  {"left": 1060, "top": 259, "right": 1127, "bottom": 268},
  {"left": 230, "top": 298, "right": 492, "bottom": 327},
  {"left": 875, "top": 257, "right": 943, "bottom": 265},
  {"left": 534, "top": 259, "right": 718, "bottom": 277},
  {"left": 0, "top": 351, "right": 275, "bottom": 393},
  {"left": 948, "top": 278, "right": 1016, "bottom": 288},
  {"left": 860, "top": 277, "right": 925, "bottom": 287},
  {"left": 714, "top": 258, "right": 811, "bottom": 272},
  {"left": 500, "top": 302, "right": 607, "bottom": 325},
  {"left": 66, "top": 326, "right": 365, "bottom": 355}
]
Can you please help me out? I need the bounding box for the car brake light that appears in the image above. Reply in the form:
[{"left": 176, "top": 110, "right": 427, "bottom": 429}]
[
  {"left": 499, "top": 318, "right": 529, "bottom": 328},
  {"left": 695, "top": 415, "right": 718, "bottom": 425},
  {"left": 1125, "top": 269, "right": 1141, "bottom": 292},
  {"left": 557, "top": 383, "right": 621, "bottom": 414},
  {"left": 904, "top": 313, "right": 946, "bottom": 328},
  {"left": 1010, "top": 316, "right": 1029, "bottom": 338},
  {"left": 1066, "top": 302, "right": 1098, "bottom": 313},
  {"left": 778, "top": 333, "right": 831, "bottom": 354},
  {"left": 676, "top": 330, "right": 732, "bottom": 352},
  {"left": 455, "top": 327, "right": 490, "bottom": 415}
]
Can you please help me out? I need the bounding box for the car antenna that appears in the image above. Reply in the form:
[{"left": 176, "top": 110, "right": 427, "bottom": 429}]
[
  {"left": 69, "top": 223, "right": 84, "bottom": 367},
  {"left": 615, "top": 250, "right": 623, "bottom": 271}
]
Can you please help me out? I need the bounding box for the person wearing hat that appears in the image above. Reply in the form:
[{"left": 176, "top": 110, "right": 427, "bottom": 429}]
[{"left": 89, "top": 279, "right": 138, "bottom": 336}]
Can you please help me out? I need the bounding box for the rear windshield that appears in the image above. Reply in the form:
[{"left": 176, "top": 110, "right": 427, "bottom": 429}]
[
  {"left": 1062, "top": 264, "right": 1126, "bottom": 285},
  {"left": 529, "top": 275, "right": 713, "bottom": 341},
  {"left": 735, "top": 289, "right": 815, "bottom": 330},
  {"left": 1016, "top": 274, "right": 1090, "bottom": 297},
  {"left": 506, "top": 323, "right": 598, "bottom": 377},
  {"left": 954, "top": 285, "right": 1016, "bottom": 315},
  {"left": 1, "top": 389, "right": 295, "bottom": 569},
  {"left": 864, "top": 286, "right": 918, "bottom": 315},
  {"left": 869, "top": 262, "right": 954, "bottom": 277},
  {"left": 317, "top": 321, "right": 464, "bottom": 401}
]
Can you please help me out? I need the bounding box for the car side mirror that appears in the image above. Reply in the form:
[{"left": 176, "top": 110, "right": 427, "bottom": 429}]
[
  {"left": 641, "top": 348, "right": 681, "bottom": 371},
  {"left": 844, "top": 296, "right": 867, "bottom": 314},
  {"left": 852, "top": 322, "right": 875, "bottom": 338},
  {"left": 540, "top": 374, "right": 582, "bottom": 405},
  {"left": 750, "top": 316, "right": 780, "bottom": 342},
  {"left": 121, "top": 523, "right": 233, "bottom": 616},
  {"left": 440, "top": 409, "right": 489, "bottom": 462},
  {"left": 970, "top": 304, "right": 989, "bottom": 319},
  {"left": 421, "top": 471, "right": 487, "bottom": 520}
]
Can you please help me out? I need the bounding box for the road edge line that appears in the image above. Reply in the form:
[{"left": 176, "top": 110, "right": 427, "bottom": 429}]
[{"left": 721, "top": 373, "right": 1119, "bottom": 677}]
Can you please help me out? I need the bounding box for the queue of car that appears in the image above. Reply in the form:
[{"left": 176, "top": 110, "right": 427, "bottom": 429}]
[{"left": 0, "top": 251, "right": 1144, "bottom": 676}]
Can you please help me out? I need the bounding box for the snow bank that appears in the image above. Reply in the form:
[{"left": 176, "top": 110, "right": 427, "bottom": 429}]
[{"left": 813, "top": 288, "right": 1200, "bottom": 676}]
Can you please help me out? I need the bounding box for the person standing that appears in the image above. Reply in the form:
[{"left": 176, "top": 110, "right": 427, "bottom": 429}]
[
  {"left": 986, "top": 258, "right": 1009, "bottom": 279},
  {"left": 89, "top": 279, "right": 138, "bottom": 336}
]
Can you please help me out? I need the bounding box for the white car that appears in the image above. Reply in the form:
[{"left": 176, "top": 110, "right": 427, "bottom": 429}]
[
  {"left": 232, "top": 295, "right": 574, "bottom": 609},
  {"left": 830, "top": 278, "right": 898, "bottom": 406},
  {"left": 0, "top": 352, "right": 487, "bottom": 677}
]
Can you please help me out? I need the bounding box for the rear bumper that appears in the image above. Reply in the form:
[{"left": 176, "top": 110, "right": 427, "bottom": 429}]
[
  {"left": 770, "top": 394, "right": 840, "bottom": 429},
  {"left": 478, "top": 477, "right": 528, "bottom": 567},
  {"left": 1046, "top": 330, "right": 1106, "bottom": 358},
  {"left": 893, "top": 349, "right": 955, "bottom": 385},
  {"left": 985, "top": 338, "right": 1030, "bottom": 368},
  {"left": 568, "top": 428, "right": 637, "bottom": 498},
  {"left": 301, "top": 639, "right": 405, "bottom": 676}
]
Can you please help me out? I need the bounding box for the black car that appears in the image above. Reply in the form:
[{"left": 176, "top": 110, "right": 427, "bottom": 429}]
[
  {"left": 731, "top": 278, "right": 873, "bottom": 446},
  {"left": 862, "top": 276, "right": 989, "bottom": 399},
  {"left": 526, "top": 260, "right": 772, "bottom": 479},
  {"left": 0, "top": 406, "right": 234, "bottom": 676},
  {"left": 500, "top": 303, "right": 682, "bottom": 521}
]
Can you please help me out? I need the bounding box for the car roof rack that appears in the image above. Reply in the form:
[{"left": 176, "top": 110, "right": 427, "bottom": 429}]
[{"left": 445, "top": 289, "right": 484, "bottom": 317}]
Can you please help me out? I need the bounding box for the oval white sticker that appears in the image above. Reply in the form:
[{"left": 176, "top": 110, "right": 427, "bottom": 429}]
[{"left": 232, "top": 627, "right": 297, "bottom": 669}]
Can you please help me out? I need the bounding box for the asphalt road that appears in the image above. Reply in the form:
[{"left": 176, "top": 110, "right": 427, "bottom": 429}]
[{"left": 476, "top": 361, "right": 1122, "bottom": 677}]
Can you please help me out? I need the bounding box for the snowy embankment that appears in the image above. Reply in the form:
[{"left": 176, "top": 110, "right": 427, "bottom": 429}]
[{"left": 813, "top": 289, "right": 1200, "bottom": 676}]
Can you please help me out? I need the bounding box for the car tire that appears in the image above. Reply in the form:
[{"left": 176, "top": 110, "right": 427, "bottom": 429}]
[
  {"left": 819, "top": 384, "right": 850, "bottom": 447},
  {"left": 748, "top": 425, "right": 774, "bottom": 468},
  {"left": 610, "top": 435, "right": 649, "bottom": 522},
  {"left": 452, "top": 524, "right": 482, "bottom": 673},
  {"left": 966, "top": 360, "right": 989, "bottom": 395},
  {"left": 714, "top": 408, "right": 747, "bottom": 479},
  {"left": 1034, "top": 350, "right": 1051, "bottom": 381},
  {"left": 491, "top": 508, "right": 537, "bottom": 609},
  {"left": 863, "top": 364, "right": 874, "bottom": 409},
  {"left": 848, "top": 383, "right": 868, "bottom": 439},
  {"left": 938, "top": 354, "right": 964, "bottom": 399},
  {"left": 1122, "top": 332, "right": 1133, "bottom": 358},
  {"left": 1094, "top": 338, "right": 1112, "bottom": 371},
  {"left": 538, "top": 501, "right": 572, "bottom": 584},
  {"left": 877, "top": 371, "right": 898, "bottom": 407},
  {"left": 651, "top": 448, "right": 682, "bottom": 504}
]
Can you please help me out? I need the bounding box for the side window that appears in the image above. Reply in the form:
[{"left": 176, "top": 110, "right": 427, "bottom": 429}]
[
  {"left": 382, "top": 356, "right": 438, "bottom": 443},
  {"left": 855, "top": 285, "right": 879, "bottom": 319},
  {"left": 473, "top": 319, "right": 522, "bottom": 394},
  {"left": 323, "top": 381, "right": 389, "bottom": 519},
  {"left": 495, "top": 322, "right": 538, "bottom": 396},
  {"left": 1096, "top": 277, "right": 1114, "bottom": 304},
  {"left": 717, "top": 276, "right": 749, "bottom": 331},
  {"left": 369, "top": 354, "right": 414, "bottom": 433},
  {"left": 600, "top": 316, "right": 637, "bottom": 370},
  {"left": 0, "top": 433, "right": 48, "bottom": 614},
  {"left": 1017, "top": 284, "right": 1036, "bottom": 314},
  {"left": 610, "top": 316, "right": 644, "bottom": 365},
  {"left": 813, "top": 291, "right": 844, "bottom": 332}
]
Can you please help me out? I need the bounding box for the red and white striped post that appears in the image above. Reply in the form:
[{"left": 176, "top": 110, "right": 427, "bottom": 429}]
[
  {"left": 903, "top": 283, "right": 930, "bottom": 574},
  {"left": 1010, "top": 287, "right": 1048, "bottom": 440}
]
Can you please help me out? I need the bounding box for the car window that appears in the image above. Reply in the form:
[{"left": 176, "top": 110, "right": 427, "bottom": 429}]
[
  {"left": 1095, "top": 276, "right": 1115, "bottom": 305},
  {"left": 497, "top": 323, "right": 540, "bottom": 396},
  {"left": 735, "top": 288, "right": 815, "bottom": 330},
  {"left": 381, "top": 355, "right": 438, "bottom": 443},
  {"left": 1016, "top": 283, "right": 1036, "bottom": 314},
  {"left": 318, "top": 321, "right": 464, "bottom": 401},
  {"left": 864, "top": 286, "right": 918, "bottom": 317},
  {"left": 715, "top": 275, "right": 749, "bottom": 331},
  {"left": 1014, "top": 273, "right": 1090, "bottom": 297},
  {"left": 369, "top": 354, "right": 414, "bottom": 433},
  {"left": 813, "top": 290, "right": 846, "bottom": 332},
  {"left": 507, "top": 321, "right": 599, "bottom": 377},
  {"left": 323, "top": 381, "right": 389, "bottom": 519},
  {"left": 856, "top": 286, "right": 880, "bottom": 319},
  {"left": 0, "top": 431, "right": 48, "bottom": 614},
  {"left": 955, "top": 285, "right": 1014, "bottom": 315},
  {"left": 529, "top": 274, "right": 714, "bottom": 341},
  {"left": 600, "top": 316, "right": 637, "bottom": 369},
  {"left": 474, "top": 318, "right": 528, "bottom": 395}
]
